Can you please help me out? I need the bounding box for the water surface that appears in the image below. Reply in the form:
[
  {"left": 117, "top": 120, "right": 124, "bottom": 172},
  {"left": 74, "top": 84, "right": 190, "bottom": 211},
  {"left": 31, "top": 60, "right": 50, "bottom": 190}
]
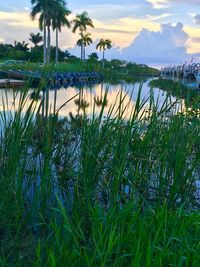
[{"left": 0, "top": 78, "right": 185, "bottom": 117}]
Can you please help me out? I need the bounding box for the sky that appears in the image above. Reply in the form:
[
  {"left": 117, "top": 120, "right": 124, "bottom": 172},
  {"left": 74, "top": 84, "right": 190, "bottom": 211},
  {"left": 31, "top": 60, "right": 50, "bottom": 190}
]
[{"left": 1, "top": 0, "right": 200, "bottom": 66}]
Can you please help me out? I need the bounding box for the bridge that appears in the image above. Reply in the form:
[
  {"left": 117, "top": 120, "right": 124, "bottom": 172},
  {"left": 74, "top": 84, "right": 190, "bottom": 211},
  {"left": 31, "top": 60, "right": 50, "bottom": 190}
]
[{"left": 160, "top": 63, "right": 200, "bottom": 87}]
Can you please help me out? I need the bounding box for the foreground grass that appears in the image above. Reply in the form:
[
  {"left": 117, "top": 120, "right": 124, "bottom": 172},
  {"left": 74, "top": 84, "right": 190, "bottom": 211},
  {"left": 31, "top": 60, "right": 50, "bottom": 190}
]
[{"left": 0, "top": 84, "right": 200, "bottom": 266}]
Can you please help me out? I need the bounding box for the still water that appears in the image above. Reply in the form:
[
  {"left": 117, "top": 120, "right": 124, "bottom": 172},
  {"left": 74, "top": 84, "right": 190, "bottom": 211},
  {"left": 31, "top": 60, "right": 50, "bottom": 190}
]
[{"left": 0, "top": 78, "right": 185, "bottom": 118}]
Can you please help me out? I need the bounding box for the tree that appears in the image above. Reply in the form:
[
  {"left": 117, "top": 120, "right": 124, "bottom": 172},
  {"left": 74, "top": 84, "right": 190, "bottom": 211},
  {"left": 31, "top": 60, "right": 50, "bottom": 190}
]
[
  {"left": 29, "top": 32, "right": 43, "bottom": 47},
  {"left": 72, "top": 11, "right": 94, "bottom": 60},
  {"left": 0, "top": 44, "right": 13, "bottom": 59},
  {"left": 31, "top": 0, "right": 49, "bottom": 63},
  {"left": 45, "top": 2, "right": 54, "bottom": 63},
  {"left": 31, "top": 0, "right": 55, "bottom": 63},
  {"left": 51, "top": 0, "right": 71, "bottom": 64},
  {"left": 96, "top": 39, "right": 112, "bottom": 68},
  {"left": 14, "top": 41, "right": 29, "bottom": 52},
  {"left": 88, "top": 52, "right": 98, "bottom": 62},
  {"left": 76, "top": 33, "right": 92, "bottom": 60},
  {"left": 29, "top": 45, "right": 43, "bottom": 61}
]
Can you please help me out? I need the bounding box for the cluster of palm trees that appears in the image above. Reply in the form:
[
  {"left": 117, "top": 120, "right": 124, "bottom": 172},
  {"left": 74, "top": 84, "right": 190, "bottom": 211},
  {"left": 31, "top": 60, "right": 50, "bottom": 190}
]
[
  {"left": 31, "top": 0, "right": 112, "bottom": 66},
  {"left": 31, "top": 0, "right": 70, "bottom": 64}
]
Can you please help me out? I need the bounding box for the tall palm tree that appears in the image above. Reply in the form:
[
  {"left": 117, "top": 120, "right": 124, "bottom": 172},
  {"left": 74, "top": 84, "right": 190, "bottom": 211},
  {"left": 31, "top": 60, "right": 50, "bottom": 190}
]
[
  {"left": 96, "top": 39, "right": 112, "bottom": 68},
  {"left": 52, "top": 0, "right": 71, "bottom": 64},
  {"left": 72, "top": 11, "right": 94, "bottom": 60},
  {"left": 77, "top": 33, "right": 93, "bottom": 60},
  {"left": 29, "top": 32, "right": 43, "bottom": 47},
  {"left": 76, "top": 37, "right": 84, "bottom": 59},
  {"left": 31, "top": 0, "right": 51, "bottom": 63}
]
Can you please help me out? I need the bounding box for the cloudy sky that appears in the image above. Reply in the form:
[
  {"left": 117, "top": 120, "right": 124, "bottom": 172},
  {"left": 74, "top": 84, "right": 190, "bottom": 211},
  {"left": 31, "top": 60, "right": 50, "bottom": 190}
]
[{"left": 1, "top": 0, "right": 200, "bottom": 66}]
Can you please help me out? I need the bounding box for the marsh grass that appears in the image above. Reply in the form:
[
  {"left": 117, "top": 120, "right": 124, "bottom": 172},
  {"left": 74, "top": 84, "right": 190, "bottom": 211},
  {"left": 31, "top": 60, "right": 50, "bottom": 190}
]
[{"left": 0, "top": 81, "right": 200, "bottom": 266}]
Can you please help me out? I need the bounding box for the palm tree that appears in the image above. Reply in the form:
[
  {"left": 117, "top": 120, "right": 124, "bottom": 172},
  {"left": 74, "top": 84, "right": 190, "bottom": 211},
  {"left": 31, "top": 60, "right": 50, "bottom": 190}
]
[
  {"left": 76, "top": 33, "right": 93, "bottom": 60},
  {"left": 29, "top": 32, "right": 43, "bottom": 47},
  {"left": 31, "top": 0, "right": 51, "bottom": 63},
  {"left": 14, "top": 41, "right": 29, "bottom": 52},
  {"left": 51, "top": 0, "right": 71, "bottom": 64},
  {"left": 96, "top": 39, "right": 112, "bottom": 68},
  {"left": 45, "top": 5, "right": 53, "bottom": 63},
  {"left": 72, "top": 11, "right": 94, "bottom": 60},
  {"left": 76, "top": 38, "right": 83, "bottom": 58}
]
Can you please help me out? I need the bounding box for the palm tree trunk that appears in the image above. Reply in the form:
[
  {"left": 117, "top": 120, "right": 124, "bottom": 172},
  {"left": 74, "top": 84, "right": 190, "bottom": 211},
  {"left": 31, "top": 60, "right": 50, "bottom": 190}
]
[
  {"left": 43, "top": 17, "right": 47, "bottom": 64},
  {"left": 47, "top": 25, "right": 51, "bottom": 63},
  {"left": 81, "top": 44, "right": 84, "bottom": 60},
  {"left": 102, "top": 50, "right": 105, "bottom": 68},
  {"left": 55, "top": 28, "right": 58, "bottom": 64},
  {"left": 81, "top": 31, "right": 83, "bottom": 60}
]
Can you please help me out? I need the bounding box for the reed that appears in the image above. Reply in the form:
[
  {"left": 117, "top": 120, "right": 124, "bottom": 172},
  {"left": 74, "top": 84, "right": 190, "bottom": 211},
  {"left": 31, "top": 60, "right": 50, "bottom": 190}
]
[{"left": 0, "top": 81, "right": 199, "bottom": 266}]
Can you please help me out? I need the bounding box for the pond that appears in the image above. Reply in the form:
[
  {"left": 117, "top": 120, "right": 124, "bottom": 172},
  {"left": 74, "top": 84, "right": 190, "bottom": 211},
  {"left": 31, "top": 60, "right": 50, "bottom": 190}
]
[{"left": 0, "top": 77, "right": 185, "bottom": 118}]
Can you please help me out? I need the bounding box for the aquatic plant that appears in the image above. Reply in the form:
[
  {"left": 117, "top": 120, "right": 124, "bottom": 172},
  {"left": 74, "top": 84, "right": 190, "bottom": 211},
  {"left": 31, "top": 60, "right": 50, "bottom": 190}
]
[{"left": 0, "top": 83, "right": 199, "bottom": 266}]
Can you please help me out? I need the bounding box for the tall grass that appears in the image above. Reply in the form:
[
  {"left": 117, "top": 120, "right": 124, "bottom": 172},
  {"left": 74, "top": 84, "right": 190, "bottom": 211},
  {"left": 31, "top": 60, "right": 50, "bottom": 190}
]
[{"left": 0, "top": 83, "right": 199, "bottom": 266}]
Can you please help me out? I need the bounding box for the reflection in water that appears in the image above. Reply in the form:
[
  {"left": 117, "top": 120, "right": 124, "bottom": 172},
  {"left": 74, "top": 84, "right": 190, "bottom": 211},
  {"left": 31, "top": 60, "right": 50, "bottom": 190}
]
[
  {"left": 0, "top": 79, "right": 185, "bottom": 118},
  {"left": 94, "top": 96, "right": 108, "bottom": 107},
  {"left": 74, "top": 98, "right": 89, "bottom": 114}
]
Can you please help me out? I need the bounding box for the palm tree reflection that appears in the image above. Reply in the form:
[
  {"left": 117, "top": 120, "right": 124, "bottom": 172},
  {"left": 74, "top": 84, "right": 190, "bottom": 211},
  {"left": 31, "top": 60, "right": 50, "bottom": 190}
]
[
  {"left": 94, "top": 96, "right": 108, "bottom": 107},
  {"left": 74, "top": 98, "right": 89, "bottom": 114}
]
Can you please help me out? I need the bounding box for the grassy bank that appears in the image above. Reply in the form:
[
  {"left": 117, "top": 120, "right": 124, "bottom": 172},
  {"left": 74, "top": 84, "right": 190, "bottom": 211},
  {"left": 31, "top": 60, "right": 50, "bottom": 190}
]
[
  {"left": 0, "top": 84, "right": 200, "bottom": 266},
  {"left": 0, "top": 61, "right": 159, "bottom": 82},
  {"left": 150, "top": 78, "right": 200, "bottom": 108}
]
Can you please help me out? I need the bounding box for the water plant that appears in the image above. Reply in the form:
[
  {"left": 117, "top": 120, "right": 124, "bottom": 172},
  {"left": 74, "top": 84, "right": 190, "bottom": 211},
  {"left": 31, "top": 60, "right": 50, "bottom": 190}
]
[{"left": 0, "top": 82, "right": 199, "bottom": 266}]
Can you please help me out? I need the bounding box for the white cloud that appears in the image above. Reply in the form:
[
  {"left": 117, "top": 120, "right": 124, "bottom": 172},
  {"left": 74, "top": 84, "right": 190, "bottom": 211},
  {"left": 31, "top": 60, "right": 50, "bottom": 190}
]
[
  {"left": 68, "top": 22, "right": 190, "bottom": 65},
  {"left": 121, "top": 22, "right": 189, "bottom": 64},
  {"left": 0, "top": 11, "right": 37, "bottom": 28},
  {"left": 147, "top": 13, "right": 172, "bottom": 21},
  {"left": 24, "top": 7, "right": 30, "bottom": 11},
  {"left": 147, "top": 0, "right": 169, "bottom": 9}
]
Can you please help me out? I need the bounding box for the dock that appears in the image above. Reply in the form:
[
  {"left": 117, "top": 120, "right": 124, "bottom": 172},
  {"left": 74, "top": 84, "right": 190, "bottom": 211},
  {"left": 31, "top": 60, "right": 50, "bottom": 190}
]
[{"left": 0, "top": 79, "right": 26, "bottom": 89}]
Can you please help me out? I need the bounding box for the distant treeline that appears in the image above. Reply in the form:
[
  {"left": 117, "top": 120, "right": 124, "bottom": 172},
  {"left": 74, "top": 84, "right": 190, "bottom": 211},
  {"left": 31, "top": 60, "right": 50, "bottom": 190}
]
[
  {"left": 0, "top": 42, "right": 67, "bottom": 62},
  {"left": 0, "top": 42, "right": 159, "bottom": 75}
]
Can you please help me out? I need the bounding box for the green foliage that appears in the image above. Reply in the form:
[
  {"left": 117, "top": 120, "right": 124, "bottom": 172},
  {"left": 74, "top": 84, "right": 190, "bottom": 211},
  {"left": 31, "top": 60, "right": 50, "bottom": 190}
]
[
  {"left": 150, "top": 78, "right": 200, "bottom": 108},
  {"left": 0, "top": 81, "right": 199, "bottom": 266},
  {"left": 126, "top": 62, "right": 160, "bottom": 75},
  {"left": 14, "top": 41, "right": 29, "bottom": 52},
  {"left": 72, "top": 11, "right": 94, "bottom": 60},
  {"left": 0, "top": 44, "right": 13, "bottom": 59},
  {"left": 29, "top": 45, "right": 43, "bottom": 61},
  {"left": 72, "top": 11, "right": 94, "bottom": 33},
  {"left": 51, "top": 0, "right": 71, "bottom": 32},
  {"left": 29, "top": 32, "right": 43, "bottom": 47},
  {"left": 7, "top": 49, "right": 28, "bottom": 60},
  {"left": 88, "top": 52, "right": 99, "bottom": 62},
  {"left": 0, "top": 44, "right": 67, "bottom": 62},
  {"left": 96, "top": 38, "right": 112, "bottom": 51}
]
